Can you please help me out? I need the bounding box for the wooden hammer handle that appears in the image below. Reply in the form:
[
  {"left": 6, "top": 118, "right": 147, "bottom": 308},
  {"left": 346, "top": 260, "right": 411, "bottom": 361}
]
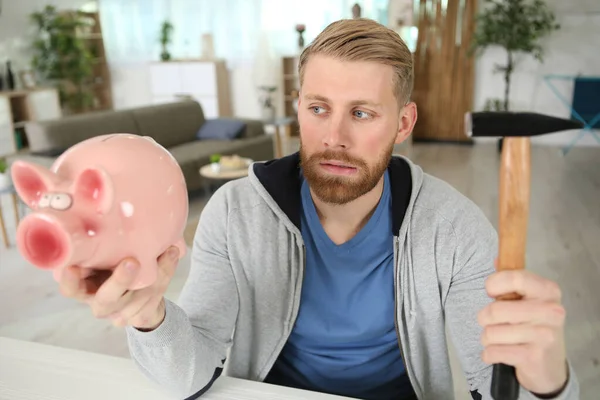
[
  {"left": 498, "top": 137, "right": 531, "bottom": 298},
  {"left": 491, "top": 137, "right": 531, "bottom": 400}
]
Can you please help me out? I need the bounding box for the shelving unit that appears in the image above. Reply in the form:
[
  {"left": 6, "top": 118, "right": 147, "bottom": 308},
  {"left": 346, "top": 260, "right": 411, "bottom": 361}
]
[
  {"left": 58, "top": 10, "right": 113, "bottom": 114},
  {"left": 281, "top": 56, "right": 300, "bottom": 136},
  {"left": 0, "top": 88, "right": 62, "bottom": 156},
  {"left": 148, "top": 59, "right": 232, "bottom": 118}
]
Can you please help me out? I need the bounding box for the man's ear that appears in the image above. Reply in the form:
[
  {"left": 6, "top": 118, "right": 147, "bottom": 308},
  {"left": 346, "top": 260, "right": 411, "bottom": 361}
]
[{"left": 395, "top": 102, "right": 418, "bottom": 144}]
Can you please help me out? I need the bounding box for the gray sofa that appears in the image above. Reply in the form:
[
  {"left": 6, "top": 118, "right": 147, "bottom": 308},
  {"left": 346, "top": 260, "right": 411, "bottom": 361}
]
[{"left": 11, "top": 100, "right": 274, "bottom": 192}]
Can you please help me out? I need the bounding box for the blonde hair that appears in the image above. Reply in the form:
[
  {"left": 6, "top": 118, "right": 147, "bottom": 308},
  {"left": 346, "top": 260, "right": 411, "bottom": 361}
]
[{"left": 298, "top": 18, "right": 414, "bottom": 106}]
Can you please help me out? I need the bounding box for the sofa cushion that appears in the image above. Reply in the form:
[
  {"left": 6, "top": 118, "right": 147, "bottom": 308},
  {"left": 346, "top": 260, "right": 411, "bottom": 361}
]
[
  {"left": 24, "top": 109, "right": 140, "bottom": 154},
  {"left": 130, "top": 100, "right": 205, "bottom": 148},
  {"left": 196, "top": 118, "right": 246, "bottom": 140},
  {"left": 235, "top": 118, "right": 267, "bottom": 138}
]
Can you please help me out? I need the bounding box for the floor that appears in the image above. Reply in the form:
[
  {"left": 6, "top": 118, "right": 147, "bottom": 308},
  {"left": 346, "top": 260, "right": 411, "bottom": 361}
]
[{"left": 1, "top": 139, "right": 598, "bottom": 399}]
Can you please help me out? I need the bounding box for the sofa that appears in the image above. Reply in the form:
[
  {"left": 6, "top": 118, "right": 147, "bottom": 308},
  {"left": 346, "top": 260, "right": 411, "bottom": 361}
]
[{"left": 10, "top": 100, "right": 275, "bottom": 192}]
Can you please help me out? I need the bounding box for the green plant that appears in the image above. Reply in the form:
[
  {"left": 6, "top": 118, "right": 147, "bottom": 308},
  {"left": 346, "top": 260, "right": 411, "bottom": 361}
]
[
  {"left": 483, "top": 98, "right": 506, "bottom": 112},
  {"left": 159, "top": 21, "right": 174, "bottom": 61},
  {"left": 470, "top": 0, "right": 560, "bottom": 111},
  {"left": 30, "top": 5, "right": 96, "bottom": 113},
  {"left": 258, "top": 86, "right": 277, "bottom": 109},
  {"left": 210, "top": 154, "right": 221, "bottom": 164},
  {"left": 0, "top": 158, "right": 7, "bottom": 174}
]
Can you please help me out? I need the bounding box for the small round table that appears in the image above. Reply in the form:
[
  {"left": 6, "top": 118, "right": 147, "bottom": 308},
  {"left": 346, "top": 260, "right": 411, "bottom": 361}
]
[
  {"left": 199, "top": 164, "right": 250, "bottom": 181},
  {"left": 199, "top": 163, "right": 250, "bottom": 196},
  {"left": 263, "top": 117, "right": 296, "bottom": 158},
  {"left": 0, "top": 184, "right": 22, "bottom": 248}
]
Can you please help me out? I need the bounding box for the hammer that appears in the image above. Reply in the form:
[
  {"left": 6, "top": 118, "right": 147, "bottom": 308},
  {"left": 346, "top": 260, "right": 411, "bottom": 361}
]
[{"left": 464, "top": 111, "right": 584, "bottom": 400}]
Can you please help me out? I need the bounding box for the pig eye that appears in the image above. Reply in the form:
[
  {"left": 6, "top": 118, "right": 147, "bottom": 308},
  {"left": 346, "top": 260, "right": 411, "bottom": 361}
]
[
  {"left": 51, "top": 193, "right": 73, "bottom": 211},
  {"left": 38, "top": 194, "right": 51, "bottom": 208}
]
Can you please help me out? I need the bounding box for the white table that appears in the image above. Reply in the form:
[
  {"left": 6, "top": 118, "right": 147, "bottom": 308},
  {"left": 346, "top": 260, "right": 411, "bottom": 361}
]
[{"left": 0, "top": 336, "right": 351, "bottom": 400}]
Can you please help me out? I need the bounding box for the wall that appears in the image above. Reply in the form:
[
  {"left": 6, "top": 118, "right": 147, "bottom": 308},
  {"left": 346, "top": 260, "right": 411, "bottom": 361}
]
[
  {"left": 472, "top": 0, "right": 600, "bottom": 148},
  {"left": 107, "top": 61, "right": 263, "bottom": 119}
]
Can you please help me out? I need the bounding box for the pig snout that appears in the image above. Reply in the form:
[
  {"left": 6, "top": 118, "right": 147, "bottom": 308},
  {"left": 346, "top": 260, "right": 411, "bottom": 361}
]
[{"left": 16, "top": 212, "right": 95, "bottom": 270}]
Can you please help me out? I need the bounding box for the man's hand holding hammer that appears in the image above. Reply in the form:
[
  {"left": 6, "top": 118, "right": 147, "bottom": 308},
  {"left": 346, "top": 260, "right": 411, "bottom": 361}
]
[
  {"left": 479, "top": 268, "right": 568, "bottom": 397},
  {"left": 466, "top": 111, "right": 583, "bottom": 399}
]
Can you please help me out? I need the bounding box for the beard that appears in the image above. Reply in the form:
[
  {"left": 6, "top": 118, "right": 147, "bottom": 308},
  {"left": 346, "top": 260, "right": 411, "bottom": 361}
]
[{"left": 299, "top": 138, "right": 395, "bottom": 205}]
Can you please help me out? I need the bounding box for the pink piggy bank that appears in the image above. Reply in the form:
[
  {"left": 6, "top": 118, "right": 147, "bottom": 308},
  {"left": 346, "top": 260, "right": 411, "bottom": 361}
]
[{"left": 10, "top": 133, "right": 188, "bottom": 290}]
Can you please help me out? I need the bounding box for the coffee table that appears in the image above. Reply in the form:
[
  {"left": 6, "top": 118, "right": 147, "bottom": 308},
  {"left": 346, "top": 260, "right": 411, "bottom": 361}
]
[
  {"left": 199, "top": 161, "right": 251, "bottom": 196},
  {"left": 199, "top": 163, "right": 250, "bottom": 180}
]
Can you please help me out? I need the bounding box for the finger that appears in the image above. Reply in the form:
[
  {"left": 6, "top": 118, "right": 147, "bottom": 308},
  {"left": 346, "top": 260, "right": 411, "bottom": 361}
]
[
  {"left": 110, "top": 289, "right": 154, "bottom": 327},
  {"left": 58, "top": 265, "right": 90, "bottom": 301},
  {"left": 485, "top": 270, "right": 562, "bottom": 302},
  {"left": 478, "top": 299, "right": 566, "bottom": 327},
  {"left": 481, "top": 343, "right": 531, "bottom": 366},
  {"left": 91, "top": 289, "right": 135, "bottom": 319},
  {"left": 95, "top": 258, "right": 140, "bottom": 300},
  {"left": 157, "top": 246, "right": 180, "bottom": 282},
  {"left": 482, "top": 324, "right": 560, "bottom": 347},
  {"left": 91, "top": 259, "right": 140, "bottom": 317}
]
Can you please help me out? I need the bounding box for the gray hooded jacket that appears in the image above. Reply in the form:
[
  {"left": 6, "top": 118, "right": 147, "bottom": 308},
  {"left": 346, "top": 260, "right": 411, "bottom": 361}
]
[{"left": 126, "top": 153, "right": 579, "bottom": 400}]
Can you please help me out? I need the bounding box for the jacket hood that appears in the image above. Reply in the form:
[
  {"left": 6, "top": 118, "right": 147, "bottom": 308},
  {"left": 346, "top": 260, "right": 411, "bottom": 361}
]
[{"left": 248, "top": 151, "right": 422, "bottom": 237}]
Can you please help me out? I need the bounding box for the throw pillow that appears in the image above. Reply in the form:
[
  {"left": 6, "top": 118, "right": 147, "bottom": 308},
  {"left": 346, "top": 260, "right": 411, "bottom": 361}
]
[{"left": 196, "top": 118, "right": 247, "bottom": 140}]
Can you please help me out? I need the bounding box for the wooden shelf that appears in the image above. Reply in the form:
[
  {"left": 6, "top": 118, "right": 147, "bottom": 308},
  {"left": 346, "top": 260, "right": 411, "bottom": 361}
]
[
  {"left": 57, "top": 9, "right": 113, "bottom": 114},
  {"left": 0, "top": 88, "right": 61, "bottom": 156},
  {"left": 281, "top": 56, "right": 299, "bottom": 135},
  {"left": 78, "top": 33, "right": 103, "bottom": 39}
]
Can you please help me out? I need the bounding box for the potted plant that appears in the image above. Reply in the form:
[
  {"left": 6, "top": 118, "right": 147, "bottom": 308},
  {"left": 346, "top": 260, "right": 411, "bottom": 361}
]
[
  {"left": 295, "top": 24, "right": 306, "bottom": 48},
  {"left": 0, "top": 158, "right": 10, "bottom": 189},
  {"left": 159, "top": 20, "right": 174, "bottom": 61},
  {"left": 30, "top": 5, "right": 96, "bottom": 114},
  {"left": 470, "top": 0, "right": 560, "bottom": 150},
  {"left": 258, "top": 85, "right": 277, "bottom": 121},
  {"left": 210, "top": 153, "right": 221, "bottom": 172}
]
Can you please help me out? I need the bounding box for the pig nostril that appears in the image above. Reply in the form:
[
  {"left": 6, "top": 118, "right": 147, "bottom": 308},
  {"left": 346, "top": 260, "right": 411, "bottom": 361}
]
[{"left": 22, "top": 220, "right": 67, "bottom": 269}]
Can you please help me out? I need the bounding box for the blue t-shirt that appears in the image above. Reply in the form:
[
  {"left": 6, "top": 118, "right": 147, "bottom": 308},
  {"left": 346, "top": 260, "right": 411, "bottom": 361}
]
[{"left": 265, "top": 170, "right": 416, "bottom": 400}]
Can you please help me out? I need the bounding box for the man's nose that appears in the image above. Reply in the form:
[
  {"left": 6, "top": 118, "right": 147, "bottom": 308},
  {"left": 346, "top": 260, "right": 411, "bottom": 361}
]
[{"left": 322, "top": 113, "right": 348, "bottom": 148}]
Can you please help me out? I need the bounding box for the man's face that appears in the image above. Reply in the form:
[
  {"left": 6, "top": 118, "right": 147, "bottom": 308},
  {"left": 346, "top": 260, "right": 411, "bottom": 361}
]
[{"left": 298, "top": 54, "right": 416, "bottom": 205}]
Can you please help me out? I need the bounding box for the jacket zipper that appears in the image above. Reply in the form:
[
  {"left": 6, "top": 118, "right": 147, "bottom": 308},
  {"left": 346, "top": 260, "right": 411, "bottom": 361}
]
[
  {"left": 258, "top": 244, "right": 306, "bottom": 381},
  {"left": 394, "top": 237, "right": 420, "bottom": 399}
]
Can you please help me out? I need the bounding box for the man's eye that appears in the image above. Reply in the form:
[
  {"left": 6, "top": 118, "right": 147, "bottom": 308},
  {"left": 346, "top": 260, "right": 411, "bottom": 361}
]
[
  {"left": 354, "top": 110, "right": 371, "bottom": 119},
  {"left": 311, "top": 106, "right": 325, "bottom": 114}
]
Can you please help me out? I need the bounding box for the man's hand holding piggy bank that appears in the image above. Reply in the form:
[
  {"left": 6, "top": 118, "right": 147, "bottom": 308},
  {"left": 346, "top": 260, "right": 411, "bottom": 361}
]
[
  {"left": 59, "top": 246, "right": 180, "bottom": 330},
  {"left": 10, "top": 133, "right": 190, "bottom": 330}
]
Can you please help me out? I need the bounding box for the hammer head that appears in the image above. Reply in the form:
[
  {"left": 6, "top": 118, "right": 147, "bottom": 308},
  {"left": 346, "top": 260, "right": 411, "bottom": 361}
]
[{"left": 465, "top": 111, "right": 584, "bottom": 138}]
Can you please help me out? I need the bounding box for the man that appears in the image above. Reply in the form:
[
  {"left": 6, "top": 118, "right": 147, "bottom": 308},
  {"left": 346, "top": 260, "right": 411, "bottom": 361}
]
[{"left": 59, "top": 18, "right": 578, "bottom": 400}]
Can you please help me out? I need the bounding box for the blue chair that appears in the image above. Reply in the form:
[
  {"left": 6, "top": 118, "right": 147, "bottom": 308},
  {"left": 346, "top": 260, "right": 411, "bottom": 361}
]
[{"left": 543, "top": 75, "right": 600, "bottom": 155}]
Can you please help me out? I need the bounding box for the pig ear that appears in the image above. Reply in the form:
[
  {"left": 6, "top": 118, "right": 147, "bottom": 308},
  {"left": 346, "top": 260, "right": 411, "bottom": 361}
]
[
  {"left": 10, "top": 160, "right": 55, "bottom": 209},
  {"left": 73, "top": 167, "right": 114, "bottom": 215}
]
